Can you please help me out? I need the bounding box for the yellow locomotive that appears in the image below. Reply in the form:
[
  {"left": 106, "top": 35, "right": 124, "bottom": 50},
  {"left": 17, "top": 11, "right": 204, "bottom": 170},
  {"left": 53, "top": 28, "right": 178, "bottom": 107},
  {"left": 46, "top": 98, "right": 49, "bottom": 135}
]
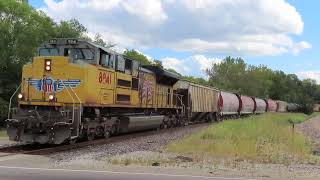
[{"left": 7, "top": 39, "right": 189, "bottom": 144}]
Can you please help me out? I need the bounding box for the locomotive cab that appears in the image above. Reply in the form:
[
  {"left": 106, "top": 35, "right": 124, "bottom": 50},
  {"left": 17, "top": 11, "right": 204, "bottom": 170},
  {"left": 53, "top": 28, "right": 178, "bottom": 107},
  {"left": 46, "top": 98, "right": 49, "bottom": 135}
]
[{"left": 39, "top": 39, "right": 103, "bottom": 65}]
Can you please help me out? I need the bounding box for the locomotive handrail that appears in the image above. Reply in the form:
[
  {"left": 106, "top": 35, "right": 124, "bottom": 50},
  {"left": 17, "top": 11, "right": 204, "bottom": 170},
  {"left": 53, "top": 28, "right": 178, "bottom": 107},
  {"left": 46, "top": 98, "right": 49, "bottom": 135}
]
[
  {"left": 59, "top": 81, "right": 76, "bottom": 125},
  {"left": 58, "top": 80, "right": 82, "bottom": 140},
  {"left": 66, "top": 81, "right": 82, "bottom": 131},
  {"left": 155, "top": 91, "right": 184, "bottom": 108},
  {"left": 7, "top": 82, "right": 22, "bottom": 120},
  {"left": 154, "top": 91, "right": 185, "bottom": 116},
  {"left": 177, "top": 94, "right": 185, "bottom": 116}
]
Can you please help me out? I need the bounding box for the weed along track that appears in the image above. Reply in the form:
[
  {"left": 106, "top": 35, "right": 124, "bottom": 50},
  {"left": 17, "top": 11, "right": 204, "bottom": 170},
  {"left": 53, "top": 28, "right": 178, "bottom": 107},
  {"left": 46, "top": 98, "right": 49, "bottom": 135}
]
[
  {"left": 0, "top": 123, "right": 209, "bottom": 157},
  {"left": 166, "top": 113, "right": 317, "bottom": 164}
]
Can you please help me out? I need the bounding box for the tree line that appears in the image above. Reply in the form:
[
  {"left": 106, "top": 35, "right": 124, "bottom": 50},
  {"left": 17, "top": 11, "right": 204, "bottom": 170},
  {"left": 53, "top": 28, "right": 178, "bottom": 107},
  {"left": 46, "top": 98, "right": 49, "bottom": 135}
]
[
  {"left": 0, "top": 0, "right": 110, "bottom": 124},
  {"left": 206, "top": 57, "right": 319, "bottom": 114}
]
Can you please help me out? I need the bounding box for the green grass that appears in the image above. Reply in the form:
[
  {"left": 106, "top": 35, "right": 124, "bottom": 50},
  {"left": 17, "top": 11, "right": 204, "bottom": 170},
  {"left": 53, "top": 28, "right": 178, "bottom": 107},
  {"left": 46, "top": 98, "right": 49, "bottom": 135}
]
[
  {"left": 0, "top": 129, "right": 7, "bottom": 137},
  {"left": 166, "top": 113, "right": 319, "bottom": 164}
]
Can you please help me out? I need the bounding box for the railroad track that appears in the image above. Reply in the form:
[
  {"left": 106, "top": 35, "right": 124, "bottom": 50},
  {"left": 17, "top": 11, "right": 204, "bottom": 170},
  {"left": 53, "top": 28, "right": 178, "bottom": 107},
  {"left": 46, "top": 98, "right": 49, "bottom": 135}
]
[{"left": 0, "top": 122, "right": 209, "bottom": 158}]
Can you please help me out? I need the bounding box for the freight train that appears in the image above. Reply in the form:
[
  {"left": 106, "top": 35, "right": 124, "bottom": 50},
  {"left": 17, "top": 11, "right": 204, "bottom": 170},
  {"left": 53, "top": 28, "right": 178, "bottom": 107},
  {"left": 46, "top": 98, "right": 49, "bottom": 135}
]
[{"left": 5, "top": 38, "right": 302, "bottom": 144}]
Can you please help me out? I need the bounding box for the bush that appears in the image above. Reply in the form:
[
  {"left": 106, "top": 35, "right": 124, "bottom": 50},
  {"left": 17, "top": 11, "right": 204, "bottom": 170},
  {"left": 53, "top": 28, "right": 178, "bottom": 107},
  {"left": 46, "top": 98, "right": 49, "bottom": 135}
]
[
  {"left": 0, "top": 98, "right": 8, "bottom": 127},
  {"left": 166, "top": 113, "right": 314, "bottom": 164}
]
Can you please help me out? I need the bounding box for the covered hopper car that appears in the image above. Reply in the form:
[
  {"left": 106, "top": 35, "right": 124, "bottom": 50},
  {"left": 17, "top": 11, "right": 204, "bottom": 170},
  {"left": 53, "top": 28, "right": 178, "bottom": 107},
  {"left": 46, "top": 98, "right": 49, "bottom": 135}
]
[
  {"left": 266, "top": 99, "right": 277, "bottom": 112},
  {"left": 240, "top": 95, "right": 255, "bottom": 114},
  {"left": 276, "top": 101, "right": 288, "bottom": 112},
  {"left": 254, "top": 98, "right": 267, "bottom": 114},
  {"left": 218, "top": 91, "right": 240, "bottom": 117},
  {"left": 287, "top": 103, "right": 300, "bottom": 112},
  {"left": 313, "top": 104, "right": 320, "bottom": 112},
  {"left": 175, "top": 81, "right": 220, "bottom": 123}
]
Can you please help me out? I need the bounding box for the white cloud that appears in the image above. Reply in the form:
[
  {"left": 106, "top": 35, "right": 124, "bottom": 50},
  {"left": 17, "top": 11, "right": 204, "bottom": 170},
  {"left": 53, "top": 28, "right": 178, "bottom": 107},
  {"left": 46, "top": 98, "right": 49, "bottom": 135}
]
[
  {"left": 296, "top": 71, "right": 320, "bottom": 83},
  {"left": 292, "top": 41, "right": 312, "bottom": 56},
  {"left": 162, "top": 57, "right": 191, "bottom": 74},
  {"left": 161, "top": 55, "right": 221, "bottom": 76},
  {"left": 188, "top": 55, "right": 221, "bottom": 71},
  {"left": 41, "top": 0, "right": 310, "bottom": 56},
  {"left": 121, "top": 0, "right": 167, "bottom": 24}
]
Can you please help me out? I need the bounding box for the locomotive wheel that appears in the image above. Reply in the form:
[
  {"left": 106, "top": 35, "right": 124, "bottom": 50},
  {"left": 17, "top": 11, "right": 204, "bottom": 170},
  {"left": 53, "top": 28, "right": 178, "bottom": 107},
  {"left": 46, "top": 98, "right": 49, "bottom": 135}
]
[
  {"left": 104, "top": 130, "right": 111, "bottom": 139},
  {"left": 111, "top": 125, "right": 117, "bottom": 135},
  {"left": 69, "top": 138, "right": 77, "bottom": 145},
  {"left": 160, "top": 122, "right": 165, "bottom": 129},
  {"left": 164, "top": 123, "right": 168, "bottom": 129},
  {"left": 216, "top": 115, "right": 221, "bottom": 122},
  {"left": 87, "top": 133, "right": 95, "bottom": 141},
  {"left": 167, "top": 121, "right": 172, "bottom": 128}
]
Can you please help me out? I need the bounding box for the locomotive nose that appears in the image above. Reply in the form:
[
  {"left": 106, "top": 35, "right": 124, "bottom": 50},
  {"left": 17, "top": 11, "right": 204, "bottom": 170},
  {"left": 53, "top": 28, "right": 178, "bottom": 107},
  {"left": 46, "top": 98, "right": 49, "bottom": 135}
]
[{"left": 19, "top": 56, "right": 84, "bottom": 106}]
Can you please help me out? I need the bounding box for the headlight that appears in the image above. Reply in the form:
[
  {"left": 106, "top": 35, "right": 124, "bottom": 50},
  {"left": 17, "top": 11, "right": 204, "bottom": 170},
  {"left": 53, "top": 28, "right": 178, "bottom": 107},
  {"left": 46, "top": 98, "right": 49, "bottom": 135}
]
[
  {"left": 67, "top": 39, "right": 77, "bottom": 44},
  {"left": 45, "top": 65, "right": 51, "bottom": 71},
  {"left": 18, "top": 93, "right": 23, "bottom": 99},
  {"left": 45, "top": 59, "right": 51, "bottom": 71},
  {"left": 48, "top": 95, "right": 54, "bottom": 100}
]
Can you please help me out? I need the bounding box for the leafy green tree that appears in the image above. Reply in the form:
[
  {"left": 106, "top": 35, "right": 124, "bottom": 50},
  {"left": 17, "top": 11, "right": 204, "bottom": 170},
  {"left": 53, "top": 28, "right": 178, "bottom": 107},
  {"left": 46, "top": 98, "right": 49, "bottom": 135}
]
[
  {"left": 166, "top": 68, "right": 182, "bottom": 76},
  {"left": 183, "top": 76, "right": 209, "bottom": 86},
  {"left": 152, "top": 60, "right": 163, "bottom": 68},
  {"left": 0, "top": 0, "right": 54, "bottom": 102},
  {"left": 123, "top": 49, "right": 151, "bottom": 65},
  {"left": 54, "top": 19, "right": 87, "bottom": 38},
  {"left": 206, "top": 56, "right": 247, "bottom": 93},
  {"left": 0, "top": 0, "right": 89, "bottom": 123},
  {"left": 93, "top": 33, "right": 116, "bottom": 48}
]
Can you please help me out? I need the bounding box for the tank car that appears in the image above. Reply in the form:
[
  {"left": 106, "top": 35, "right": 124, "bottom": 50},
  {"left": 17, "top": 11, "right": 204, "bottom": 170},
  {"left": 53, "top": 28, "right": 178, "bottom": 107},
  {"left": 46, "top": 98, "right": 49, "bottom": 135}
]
[
  {"left": 6, "top": 39, "right": 186, "bottom": 144},
  {"left": 239, "top": 95, "right": 255, "bottom": 115},
  {"left": 218, "top": 91, "right": 241, "bottom": 117}
]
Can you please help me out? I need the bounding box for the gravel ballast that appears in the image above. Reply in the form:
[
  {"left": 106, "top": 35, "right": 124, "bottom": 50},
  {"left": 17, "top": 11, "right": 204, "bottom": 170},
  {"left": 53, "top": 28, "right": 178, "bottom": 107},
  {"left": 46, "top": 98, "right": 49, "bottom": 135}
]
[
  {"left": 297, "top": 115, "right": 320, "bottom": 144},
  {"left": 50, "top": 124, "right": 207, "bottom": 166}
]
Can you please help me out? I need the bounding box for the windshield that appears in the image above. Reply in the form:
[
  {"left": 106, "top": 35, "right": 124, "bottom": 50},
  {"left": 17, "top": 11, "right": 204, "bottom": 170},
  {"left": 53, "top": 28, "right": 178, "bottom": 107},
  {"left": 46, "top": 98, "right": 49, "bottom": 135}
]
[
  {"left": 65, "top": 48, "right": 94, "bottom": 60},
  {"left": 39, "top": 48, "right": 59, "bottom": 56}
]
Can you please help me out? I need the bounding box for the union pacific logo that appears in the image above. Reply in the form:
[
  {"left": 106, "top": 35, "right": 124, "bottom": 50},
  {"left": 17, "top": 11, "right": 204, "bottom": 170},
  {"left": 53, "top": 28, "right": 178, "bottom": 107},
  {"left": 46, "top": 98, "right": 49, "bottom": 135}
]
[{"left": 27, "top": 77, "right": 81, "bottom": 93}]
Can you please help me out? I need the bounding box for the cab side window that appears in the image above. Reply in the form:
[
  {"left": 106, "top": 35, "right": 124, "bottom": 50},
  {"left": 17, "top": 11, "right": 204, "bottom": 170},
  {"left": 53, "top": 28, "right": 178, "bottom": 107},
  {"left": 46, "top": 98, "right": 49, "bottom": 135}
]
[
  {"left": 100, "top": 53, "right": 110, "bottom": 67},
  {"left": 132, "top": 61, "right": 139, "bottom": 77},
  {"left": 100, "top": 53, "right": 115, "bottom": 69},
  {"left": 116, "top": 55, "right": 125, "bottom": 72},
  {"left": 109, "top": 55, "right": 115, "bottom": 68},
  {"left": 124, "top": 58, "right": 132, "bottom": 75}
]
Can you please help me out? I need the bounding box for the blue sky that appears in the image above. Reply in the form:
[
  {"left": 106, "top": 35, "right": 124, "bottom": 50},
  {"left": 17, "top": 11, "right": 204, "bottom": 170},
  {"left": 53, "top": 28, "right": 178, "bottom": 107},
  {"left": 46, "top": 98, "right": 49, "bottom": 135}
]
[{"left": 29, "top": 0, "right": 320, "bottom": 81}]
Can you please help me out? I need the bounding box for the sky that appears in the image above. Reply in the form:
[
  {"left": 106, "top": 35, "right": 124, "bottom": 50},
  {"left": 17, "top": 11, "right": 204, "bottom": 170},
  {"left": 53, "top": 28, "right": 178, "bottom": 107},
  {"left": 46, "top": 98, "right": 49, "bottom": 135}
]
[{"left": 29, "top": 0, "right": 320, "bottom": 82}]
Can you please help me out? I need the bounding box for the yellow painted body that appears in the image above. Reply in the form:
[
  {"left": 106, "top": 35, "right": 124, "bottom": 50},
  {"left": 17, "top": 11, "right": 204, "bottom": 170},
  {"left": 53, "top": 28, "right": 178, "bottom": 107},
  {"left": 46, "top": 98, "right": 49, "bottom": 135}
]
[{"left": 19, "top": 56, "right": 179, "bottom": 109}]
